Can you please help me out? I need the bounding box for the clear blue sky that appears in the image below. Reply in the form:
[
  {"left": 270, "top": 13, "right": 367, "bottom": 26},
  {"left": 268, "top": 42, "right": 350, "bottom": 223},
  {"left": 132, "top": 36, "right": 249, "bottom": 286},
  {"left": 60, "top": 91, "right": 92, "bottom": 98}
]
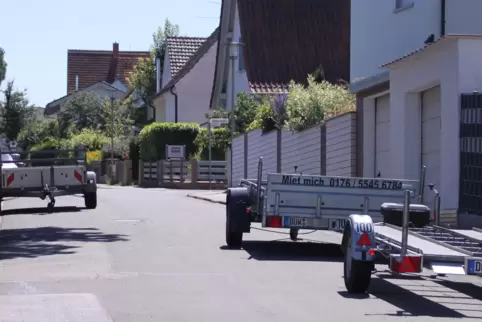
[{"left": 0, "top": 0, "right": 221, "bottom": 107}]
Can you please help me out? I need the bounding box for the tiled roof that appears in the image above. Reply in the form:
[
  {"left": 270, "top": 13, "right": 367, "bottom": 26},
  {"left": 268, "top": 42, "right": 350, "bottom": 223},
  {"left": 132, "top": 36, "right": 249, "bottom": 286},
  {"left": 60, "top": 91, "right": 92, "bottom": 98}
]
[
  {"left": 67, "top": 44, "right": 150, "bottom": 94},
  {"left": 159, "top": 28, "right": 219, "bottom": 95},
  {"left": 166, "top": 37, "right": 207, "bottom": 76},
  {"left": 237, "top": 0, "right": 350, "bottom": 93}
]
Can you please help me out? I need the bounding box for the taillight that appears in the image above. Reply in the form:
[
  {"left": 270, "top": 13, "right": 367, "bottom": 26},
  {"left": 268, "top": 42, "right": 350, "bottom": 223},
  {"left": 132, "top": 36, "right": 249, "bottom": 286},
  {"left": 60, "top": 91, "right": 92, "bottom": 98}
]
[
  {"left": 356, "top": 232, "right": 372, "bottom": 246},
  {"left": 266, "top": 216, "right": 282, "bottom": 228},
  {"left": 246, "top": 207, "right": 252, "bottom": 216}
]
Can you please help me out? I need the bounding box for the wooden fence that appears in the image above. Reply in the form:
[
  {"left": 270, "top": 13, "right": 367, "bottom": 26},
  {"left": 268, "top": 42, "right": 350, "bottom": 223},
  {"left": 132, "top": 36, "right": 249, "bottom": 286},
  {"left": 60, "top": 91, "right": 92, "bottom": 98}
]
[{"left": 139, "top": 160, "right": 227, "bottom": 189}]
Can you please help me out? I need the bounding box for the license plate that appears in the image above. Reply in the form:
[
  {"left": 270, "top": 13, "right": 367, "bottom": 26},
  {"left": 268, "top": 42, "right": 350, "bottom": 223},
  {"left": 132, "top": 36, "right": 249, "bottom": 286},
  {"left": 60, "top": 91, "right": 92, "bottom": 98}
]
[
  {"left": 466, "top": 258, "right": 482, "bottom": 275},
  {"left": 329, "top": 219, "right": 347, "bottom": 231},
  {"left": 284, "top": 216, "right": 309, "bottom": 228}
]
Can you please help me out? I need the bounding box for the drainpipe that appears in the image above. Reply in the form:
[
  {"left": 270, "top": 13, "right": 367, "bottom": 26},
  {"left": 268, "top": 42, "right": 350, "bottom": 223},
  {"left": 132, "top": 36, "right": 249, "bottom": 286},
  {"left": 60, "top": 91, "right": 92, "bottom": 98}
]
[
  {"left": 170, "top": 86, "right": 178, "bottom": 123},
  {"left": 441, "top": 0, "right": 446, "bottom": 36}
]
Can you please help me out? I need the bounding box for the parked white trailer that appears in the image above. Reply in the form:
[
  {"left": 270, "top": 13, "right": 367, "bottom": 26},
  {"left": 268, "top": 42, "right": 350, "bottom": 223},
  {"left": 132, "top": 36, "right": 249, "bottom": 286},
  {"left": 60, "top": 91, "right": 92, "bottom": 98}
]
[
  {"left": 225, "top": 158, "right": 482, "bottom": 294},
  {"left": 0, "top": 149, "right": 97, "bottom": 213}
]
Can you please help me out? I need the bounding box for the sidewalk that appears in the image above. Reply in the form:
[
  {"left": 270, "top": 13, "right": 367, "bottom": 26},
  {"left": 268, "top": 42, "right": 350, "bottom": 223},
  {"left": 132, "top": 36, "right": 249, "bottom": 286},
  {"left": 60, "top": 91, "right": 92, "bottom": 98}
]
[{"left": 186, "top": 191, "right": 226, "bottom": 205}]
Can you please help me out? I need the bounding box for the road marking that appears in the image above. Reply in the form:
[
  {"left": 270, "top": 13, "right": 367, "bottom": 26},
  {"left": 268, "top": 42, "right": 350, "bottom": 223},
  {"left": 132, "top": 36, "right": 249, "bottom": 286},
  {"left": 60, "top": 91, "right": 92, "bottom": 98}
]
[{"left": 0, "top": 293, "right": 114, "bottom": 321}]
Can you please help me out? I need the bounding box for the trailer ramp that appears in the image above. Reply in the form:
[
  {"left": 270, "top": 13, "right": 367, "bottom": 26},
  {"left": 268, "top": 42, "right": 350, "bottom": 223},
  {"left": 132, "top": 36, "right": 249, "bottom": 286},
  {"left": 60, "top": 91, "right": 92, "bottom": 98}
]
[{"left": 375, "top": 224, "right": 482, "bottom": 275}]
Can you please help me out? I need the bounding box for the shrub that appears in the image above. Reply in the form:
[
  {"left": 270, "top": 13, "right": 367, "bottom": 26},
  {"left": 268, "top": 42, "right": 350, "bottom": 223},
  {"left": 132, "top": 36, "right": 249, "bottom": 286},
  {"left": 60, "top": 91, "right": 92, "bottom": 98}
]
[
  {"left": 233, "top": 92, "right": 257, "bottom": 133},
  {"left": 286, "top": 75, "right": 355, "bottom": 132},
  {"left": 247, "top": 94, "right": 288, "bottom": 133},
  {"left": 69, "top": 128, "right": 109, "bottom": 150},
  {"left": 17, "top": 120, "right": 60, "bottom": 150},
  {"left": 138, "top": 122, "right": 200, "bottom": 161},
  {"left": 194, "top": 127, "right": 229, "bottom": 160}
]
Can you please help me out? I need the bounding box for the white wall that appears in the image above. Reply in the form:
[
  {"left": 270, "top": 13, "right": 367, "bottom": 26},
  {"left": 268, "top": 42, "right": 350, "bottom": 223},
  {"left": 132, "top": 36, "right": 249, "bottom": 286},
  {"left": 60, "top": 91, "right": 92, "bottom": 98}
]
[
  {"left": 387, "top": 37, "right": 482, "bottom": 211},
  {"left": 161, "top": 51, "right": 172, "bottom": 88},
  {"left": 351, "top": 0, "right": 441, "bottom": 81},
  {"left": 445, "top": 0, "right": 482, "bottom": 35},
  {"left": 232, "top": 134, "right": 245, "bottom": 185},
  {"left": 176, "top": 42, "right": 218, "bottom": 123},
  {"left": 351, "top": 0, "right": 482, "bottom": 82},
  {"left": 226, "top": 3, "right": 250, "bottom": 110}
]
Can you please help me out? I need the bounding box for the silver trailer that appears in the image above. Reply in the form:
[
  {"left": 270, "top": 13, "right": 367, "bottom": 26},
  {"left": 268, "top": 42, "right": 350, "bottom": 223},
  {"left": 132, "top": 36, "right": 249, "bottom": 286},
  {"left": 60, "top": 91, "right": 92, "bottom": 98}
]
[
  {"left": 225, "top": 158, "right": 482, "bottom": 294},
  {"left": 0, "top": 149, "right": 97, "bottom": 213}
]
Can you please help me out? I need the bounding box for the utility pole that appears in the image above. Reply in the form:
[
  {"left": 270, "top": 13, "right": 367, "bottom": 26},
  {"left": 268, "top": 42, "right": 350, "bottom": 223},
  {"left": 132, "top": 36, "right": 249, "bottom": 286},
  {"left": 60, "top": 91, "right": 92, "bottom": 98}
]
[{"left": 110, "top": 95, "right": 115, "bottom": 180}]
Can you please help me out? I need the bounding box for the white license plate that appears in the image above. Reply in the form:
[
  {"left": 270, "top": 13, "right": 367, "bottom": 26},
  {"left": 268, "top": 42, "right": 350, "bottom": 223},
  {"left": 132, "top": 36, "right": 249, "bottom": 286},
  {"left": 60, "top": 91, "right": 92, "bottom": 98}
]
[
  {"left": 466, "top": 258, "right": 482, "bottom": 275},
  {"left": 329, "top": 219, "right": 347, "bottom": 231},
  {"left": 284, "top": 216, "right": 309, "bottom": 228}
]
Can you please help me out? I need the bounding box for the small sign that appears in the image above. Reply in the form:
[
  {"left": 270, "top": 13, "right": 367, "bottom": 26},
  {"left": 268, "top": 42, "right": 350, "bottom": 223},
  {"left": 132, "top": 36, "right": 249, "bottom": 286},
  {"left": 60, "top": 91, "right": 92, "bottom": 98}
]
[
  {"left": 210, "top": 118, "right": 229, "bottom": 128},
  {"left": 166, "top": 145, "right": 185, "bottom": 159}
]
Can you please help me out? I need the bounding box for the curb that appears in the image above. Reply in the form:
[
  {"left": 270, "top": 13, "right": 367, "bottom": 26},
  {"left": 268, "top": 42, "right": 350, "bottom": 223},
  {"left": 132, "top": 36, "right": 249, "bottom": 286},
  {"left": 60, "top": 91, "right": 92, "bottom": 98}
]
[{"left": 187, "top": 194, "right": 226, "bottom": 205}]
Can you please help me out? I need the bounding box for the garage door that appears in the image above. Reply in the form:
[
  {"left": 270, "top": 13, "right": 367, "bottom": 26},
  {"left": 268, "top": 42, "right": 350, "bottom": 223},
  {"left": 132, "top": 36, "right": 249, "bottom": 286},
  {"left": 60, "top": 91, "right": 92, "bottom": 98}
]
[
  {"left": 375, "top": 94, "right": 390, "bottom": 178},
  {"left": 421, "top": 86, "right": 441, "bottom": 205}
]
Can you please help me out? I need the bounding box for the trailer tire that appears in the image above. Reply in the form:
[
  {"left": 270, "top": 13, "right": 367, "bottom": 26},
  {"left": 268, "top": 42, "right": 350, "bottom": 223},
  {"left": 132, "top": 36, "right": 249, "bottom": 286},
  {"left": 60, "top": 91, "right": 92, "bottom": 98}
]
[
  {"left": 289, "top": 228, "right": 299, "bottom": 241},
  {"left": 225, "top": 213, "right": 243, "bottom": 248},
  {"left": 84, "top": 192, "right": 97, "bottom": 209},
  {"left": 343, "top": 230, "right": 372, "bottom": 294},
  {"left": 225, "top": 187, "right": 250, "bottom": 248}
]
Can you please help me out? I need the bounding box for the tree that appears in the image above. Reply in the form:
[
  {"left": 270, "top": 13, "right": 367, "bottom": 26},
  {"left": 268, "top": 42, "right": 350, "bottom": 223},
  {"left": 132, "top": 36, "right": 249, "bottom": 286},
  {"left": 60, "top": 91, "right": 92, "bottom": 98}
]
[
  {"left": 127, "top": 19, "right": 180, "bottom": 123},
  {"left": 0, "top": 81, "right": 34, "bottom": 140},
  {"left": 0, "top": 48, "right": 6, "bottom": 86},
  {"left": 59, "top": 91, "right": 106, "bottom": 133}
]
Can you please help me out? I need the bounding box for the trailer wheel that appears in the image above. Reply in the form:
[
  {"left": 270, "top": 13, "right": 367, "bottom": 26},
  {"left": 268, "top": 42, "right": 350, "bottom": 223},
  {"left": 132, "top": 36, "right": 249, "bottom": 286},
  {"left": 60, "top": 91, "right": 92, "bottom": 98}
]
[
  {"left": 226, "top": 204, "right": 242, "bottom": 248},
  {"left": 289, "top": 228, "right": 299, "bottom": 241},
  {"left": 84, "top": 192, "right": 97, "bottom": 209},
  {"left": 344, "top": 230, "right": 372, "bottom": 294}
]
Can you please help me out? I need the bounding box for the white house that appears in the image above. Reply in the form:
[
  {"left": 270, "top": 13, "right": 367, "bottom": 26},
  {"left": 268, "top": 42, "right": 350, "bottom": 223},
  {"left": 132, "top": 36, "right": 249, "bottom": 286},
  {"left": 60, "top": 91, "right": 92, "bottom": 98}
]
[
  {"left": 349, "top": 0, "right": 482, "bottom": 226},
  {"left": 153, "top": 31, "right": 218, "bottom": 124}
]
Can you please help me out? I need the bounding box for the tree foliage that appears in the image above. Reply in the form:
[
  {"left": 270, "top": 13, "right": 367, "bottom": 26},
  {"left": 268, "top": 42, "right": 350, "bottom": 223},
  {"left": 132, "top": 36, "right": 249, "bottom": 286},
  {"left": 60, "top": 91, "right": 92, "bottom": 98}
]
[
  {"left": 0, "top": 47, "right": 6, "bottom": 86},
  {"left": 285, "top": 75, "right": 355, "bottom": 131},
  {"left": 0, "top": 81, "right": 34, "bottom": 140},
  {"left": 126, "top": 19, "right": 180, "bottom": 123}
]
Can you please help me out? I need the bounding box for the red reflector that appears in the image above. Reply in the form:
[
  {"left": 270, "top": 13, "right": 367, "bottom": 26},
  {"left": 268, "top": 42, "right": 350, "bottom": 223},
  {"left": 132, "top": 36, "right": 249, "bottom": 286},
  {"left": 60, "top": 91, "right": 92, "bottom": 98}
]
[
  {"left": 266, "top": 216, "right": 282, "bottom": 228},
  {"left": 74, "top": 170, "right": 83, "bottom": 183},
  {"left": 389, "top": 254, "right": 423, "bottom": 273},
  {"left": 6, "top": 173, "right": 14, "bottom": 186},
  {"left": 246, "top": 207, "right": 252, "bottom": 216},
  {"left": 356, "top": 232, "right": 372, "bottom": 246},
  {"left": 369, "top": 248, "right": 376, "bottom": 256}
]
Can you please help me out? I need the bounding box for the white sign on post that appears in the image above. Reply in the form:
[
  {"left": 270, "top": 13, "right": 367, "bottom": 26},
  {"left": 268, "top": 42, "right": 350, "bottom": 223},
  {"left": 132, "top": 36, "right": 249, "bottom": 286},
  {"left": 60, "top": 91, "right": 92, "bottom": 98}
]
[
  {"left": 209, "top": 118, "right": 229, "bottom": 128},
  {"left": 166, "top": 145, "right": 186, "bottom": 159}
]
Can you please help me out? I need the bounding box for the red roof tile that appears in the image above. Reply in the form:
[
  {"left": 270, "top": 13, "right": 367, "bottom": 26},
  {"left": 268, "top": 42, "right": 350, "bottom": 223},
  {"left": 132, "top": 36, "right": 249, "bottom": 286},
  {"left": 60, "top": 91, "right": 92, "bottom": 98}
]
[
  {"left": 237, "top": 0, "right": 350, "bottom": 93},
  {"left": 67, "top": 43, "right": 150, "bottom": 94},
  {"left": 166, "top": 37, "right": 208, "bottom": 77}
]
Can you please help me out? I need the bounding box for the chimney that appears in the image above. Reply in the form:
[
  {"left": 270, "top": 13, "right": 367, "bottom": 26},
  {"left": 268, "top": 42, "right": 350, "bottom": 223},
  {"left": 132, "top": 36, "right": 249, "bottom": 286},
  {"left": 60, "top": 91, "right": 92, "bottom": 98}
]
[
  {"left": 113, "top": 42, "right": 119, "bottom": 58},
  {"left": 75, "top": 74, "right": 79, "bottom": 91},
  {"left": 156, "top": 56, "right": 161, "bottom": 94}
]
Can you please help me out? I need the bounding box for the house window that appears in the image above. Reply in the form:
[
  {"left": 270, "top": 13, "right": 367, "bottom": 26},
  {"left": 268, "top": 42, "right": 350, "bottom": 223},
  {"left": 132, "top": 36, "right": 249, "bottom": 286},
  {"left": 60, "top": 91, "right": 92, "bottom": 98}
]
[
  {"left": 395, "top": 0, "right": 414, "bottom": 11},
  {"left": 238, "top": 37, "right": 245, "bottom": 71}
]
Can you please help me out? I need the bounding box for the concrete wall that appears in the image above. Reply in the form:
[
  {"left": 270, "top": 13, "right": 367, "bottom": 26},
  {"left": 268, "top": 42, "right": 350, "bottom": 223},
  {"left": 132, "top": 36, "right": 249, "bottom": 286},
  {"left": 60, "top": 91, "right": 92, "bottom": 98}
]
[{"left": 231, "top": 112, "right": 357, "bottom": 185}]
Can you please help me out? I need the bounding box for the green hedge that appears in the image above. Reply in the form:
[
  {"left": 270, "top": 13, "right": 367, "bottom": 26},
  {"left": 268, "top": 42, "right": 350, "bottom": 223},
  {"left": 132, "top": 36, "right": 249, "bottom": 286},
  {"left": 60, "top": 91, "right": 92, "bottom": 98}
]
[
  {"left": 138, "top": 122, "right": 200, "bottom": 161},
  {"left": 194, "top": 127, "right": 229, "bottom": 160}
]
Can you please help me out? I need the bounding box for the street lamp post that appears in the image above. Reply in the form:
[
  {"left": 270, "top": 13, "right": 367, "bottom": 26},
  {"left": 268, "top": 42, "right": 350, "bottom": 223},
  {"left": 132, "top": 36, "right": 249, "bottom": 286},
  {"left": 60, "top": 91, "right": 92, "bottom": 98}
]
[
  {"left": 110, "top": 95, "right": 115, "bottom": 181},
  {"left": 227, "top": 41, "right": 239, "bottom": 187}
]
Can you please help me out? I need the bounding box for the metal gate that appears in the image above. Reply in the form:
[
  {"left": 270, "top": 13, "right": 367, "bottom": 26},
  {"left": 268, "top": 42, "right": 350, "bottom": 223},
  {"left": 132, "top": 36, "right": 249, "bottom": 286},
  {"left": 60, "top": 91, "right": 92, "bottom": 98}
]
[{"left": 459, "top": 93, "right": 482, "bottom": 214}]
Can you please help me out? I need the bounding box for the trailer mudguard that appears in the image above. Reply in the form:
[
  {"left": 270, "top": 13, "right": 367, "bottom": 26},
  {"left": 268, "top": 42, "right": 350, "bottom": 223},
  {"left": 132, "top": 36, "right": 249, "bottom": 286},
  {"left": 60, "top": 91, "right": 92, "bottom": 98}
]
[
  {"left": 343, "top": 214, "right": 376, "bottom": 262},
  {"left": 226, "top": 187, "right": 251, "bottom": 233}
]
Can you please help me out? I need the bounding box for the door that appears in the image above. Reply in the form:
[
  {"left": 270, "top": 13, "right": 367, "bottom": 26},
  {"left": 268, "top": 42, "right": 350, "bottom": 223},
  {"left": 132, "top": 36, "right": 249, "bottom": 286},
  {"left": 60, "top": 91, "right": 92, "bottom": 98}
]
[
  {"left": 375, "top": 94, "right": 390, "bottom": 178},
  {"left": 421, "top": 86, "right": 441, "bottom": 205}
]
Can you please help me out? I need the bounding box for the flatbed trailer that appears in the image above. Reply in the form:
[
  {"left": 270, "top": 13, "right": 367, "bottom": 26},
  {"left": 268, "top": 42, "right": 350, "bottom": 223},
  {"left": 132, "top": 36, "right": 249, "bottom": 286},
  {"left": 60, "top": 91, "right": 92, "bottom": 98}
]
[
  {"left": 224, "top": 158, "right": 482, "bottom": 294},
  {"left": 0, "top": 149, "right": 97, "bottom": 213}
]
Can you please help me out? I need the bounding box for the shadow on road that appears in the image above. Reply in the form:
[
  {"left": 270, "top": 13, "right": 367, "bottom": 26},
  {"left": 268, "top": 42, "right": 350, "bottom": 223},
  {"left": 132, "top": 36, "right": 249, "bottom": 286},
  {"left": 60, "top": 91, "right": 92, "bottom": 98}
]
[
  {"left": 221, "top": 240, "right": 343, "bottom": 262},
  {"left": 339, "top": 274, "right": 480, "bottom": 318},
  {"left": 0, "top": 226, "right": 129, "bottom": 260},
  {"left": 435, "top": 279, "right": 482, "bottom": 302},
  {"left": 1, "top": 206, "right": 84, "bottom": 216}
]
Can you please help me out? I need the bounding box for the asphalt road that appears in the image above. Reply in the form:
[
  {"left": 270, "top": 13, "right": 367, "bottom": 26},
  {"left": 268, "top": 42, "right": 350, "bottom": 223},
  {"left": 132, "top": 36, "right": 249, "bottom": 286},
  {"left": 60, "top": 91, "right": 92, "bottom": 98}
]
[{"left": 0, "top": 187, "right": 482, "bottom": 321}]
